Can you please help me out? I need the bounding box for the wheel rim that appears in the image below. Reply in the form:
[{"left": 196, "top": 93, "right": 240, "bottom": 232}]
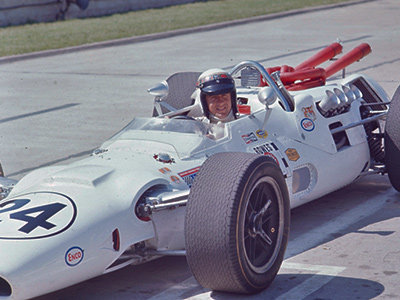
[{"left": 242, "top": 177, "right": 284, "bottom": 274}]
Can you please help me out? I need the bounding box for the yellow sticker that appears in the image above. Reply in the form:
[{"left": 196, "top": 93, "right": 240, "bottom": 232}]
[
  {"left": 285, "top": 148, "right": 300, "bottom": 161},
  {"left": 256, "top": 129, "right": 268, "bottom": 139}
]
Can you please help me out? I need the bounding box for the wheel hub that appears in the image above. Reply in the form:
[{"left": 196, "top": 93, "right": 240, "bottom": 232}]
[{"left": 248, "top": 199, "right": 273, "bottom": 245}]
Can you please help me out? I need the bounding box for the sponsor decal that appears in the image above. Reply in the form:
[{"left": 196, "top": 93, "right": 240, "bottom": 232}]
[
  {"left": 170, "top": 175, "right": 181, "bottom": 184},
  {"left": 0, "top": 192, "right": 77, "bottom": 240},
  {"left": 253, "top": 143, "right": 274, "bottom": 155},
  {"left": 65, "top": 246, "right": 84, "bottom": 267},
  {"left": 302, "top": 105, "right": 317, "bottom": 121},
  {"left": 178, "top": 166, "right": 200, "bottom": 188},
  {"left": 253, "top": 143, "right": 279, "bottom": 165},
  {"left": 158, "top": 167, "right": 171, "bottom": 174},
  {"left": 256, "top": 129, "right": 268, "bottom": 139},
  {"left": 300, "top": 118, "right": 315, "bottom": 132},
  {"left": 285, "top": 148, "right": 300, "bottom": 162},
  {"left": 242, "top": 132, "right": 258, "bottom": 144}
]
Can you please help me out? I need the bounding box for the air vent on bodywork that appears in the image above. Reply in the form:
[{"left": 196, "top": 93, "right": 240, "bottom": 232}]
[
  {"left": 0, "top": 277, "right": 11, "bottom": 296},
  {"left": 329, "top": 121, "right": 349, "bottom": 151},
  {"left": 351, "top": 77, "right": 387, "bottom": 111}
]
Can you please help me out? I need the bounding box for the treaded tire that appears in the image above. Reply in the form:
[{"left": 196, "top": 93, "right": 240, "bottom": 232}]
[
  {"left": 185, "top": 152, "right": 290, "bottom": 294},
  {"left": 385, "top": 85, "right": 400, "bottom": 192}
]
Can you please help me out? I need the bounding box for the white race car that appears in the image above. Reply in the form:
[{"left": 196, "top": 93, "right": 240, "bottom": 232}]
[{"left": 0, "top": 42, "right": 399, "bottom": 299}]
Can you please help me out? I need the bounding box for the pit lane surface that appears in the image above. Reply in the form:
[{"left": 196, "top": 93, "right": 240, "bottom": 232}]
[{"left": 1, "top": 0, "right": 400, "bottom": 299}]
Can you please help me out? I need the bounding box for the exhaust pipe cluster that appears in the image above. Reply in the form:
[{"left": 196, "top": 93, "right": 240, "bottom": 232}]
[{"left": 263, "top": 42, "right": 371, "bottom": 91}]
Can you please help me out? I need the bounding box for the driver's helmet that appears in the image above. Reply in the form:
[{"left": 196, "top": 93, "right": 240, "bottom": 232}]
[{"left": 196, "top": 68, "right": 238, "bottom": 119}]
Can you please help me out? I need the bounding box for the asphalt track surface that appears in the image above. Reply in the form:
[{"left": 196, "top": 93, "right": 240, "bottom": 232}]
[{"left": 1, "top": 0, "right": 400, "bottom": 299}]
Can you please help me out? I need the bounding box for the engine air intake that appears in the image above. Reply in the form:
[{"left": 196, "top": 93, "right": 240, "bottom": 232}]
[{"left": 351, "top": 77, "right": 387, "bottom": 111}]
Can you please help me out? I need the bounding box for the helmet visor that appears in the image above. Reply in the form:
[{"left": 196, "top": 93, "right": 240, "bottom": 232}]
[{"left": 198, "top": 77, "right": 235, "bottom": 95}]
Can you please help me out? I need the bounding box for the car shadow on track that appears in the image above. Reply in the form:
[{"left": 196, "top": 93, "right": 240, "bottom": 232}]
[{"left": 209, "top": 275, "right": 384, "bottom": 300}]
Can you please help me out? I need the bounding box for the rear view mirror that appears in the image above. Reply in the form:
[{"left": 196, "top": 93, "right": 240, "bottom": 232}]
[
  {"left": 258, "top": 86, "right": 277, "bottom": 107},
  {"left": 148, "top": 81, "right": 169, "bottom": 99}
]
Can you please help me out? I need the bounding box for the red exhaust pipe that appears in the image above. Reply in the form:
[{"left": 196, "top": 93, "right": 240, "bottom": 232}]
[
  {"left": 294, "top": 42, "right": 343, "bottom": 70},
  {"left": 325, "top": 43, "right": 371, "bottom": 78},
  {"left": 261, "top": 42, "right": 371, "bottom": 91},
  {"left": 280, "top": 67, "right": 326, "bottom": 85},
  {"left": 287, "top": 78, "right": 325, "bottom": 91}
]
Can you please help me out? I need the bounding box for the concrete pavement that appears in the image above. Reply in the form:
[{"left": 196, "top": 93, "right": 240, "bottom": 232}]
[{"left": 1, "top": 0, "right": 399, "bottom": 180}]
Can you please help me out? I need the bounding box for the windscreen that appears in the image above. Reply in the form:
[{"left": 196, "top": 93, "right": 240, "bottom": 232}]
[{"left": 105, "top": 117, "right": 222, "bottom": 159}]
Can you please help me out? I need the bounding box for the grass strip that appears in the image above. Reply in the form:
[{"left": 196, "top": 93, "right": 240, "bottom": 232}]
[{"left": 0, "top": 0, "right": 352, "bottom": 57}]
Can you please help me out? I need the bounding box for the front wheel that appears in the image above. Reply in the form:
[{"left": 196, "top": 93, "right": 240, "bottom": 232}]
[
  {"left": 385, "top": 85, "right": 400, "bottom": 191},
  {"left": 185, "top": 152, "right": 290, "bottom": 294}
]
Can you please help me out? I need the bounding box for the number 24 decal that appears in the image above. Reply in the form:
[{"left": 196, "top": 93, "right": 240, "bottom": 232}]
[{"left": 0, "top": 199, "right": 66, "bottom": 234}]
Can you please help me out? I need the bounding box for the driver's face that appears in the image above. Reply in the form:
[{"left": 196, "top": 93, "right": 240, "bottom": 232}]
[{"left": 206, "top": 93, "right": 232, "bottom": 119}]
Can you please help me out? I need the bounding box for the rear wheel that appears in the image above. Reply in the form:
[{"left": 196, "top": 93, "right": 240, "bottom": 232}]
[
  {"left": 385, "top": 85, "right": 400, "bottom": 191},
  {"left": 185, "top": 152, "right": 290, "bottom": 294}
]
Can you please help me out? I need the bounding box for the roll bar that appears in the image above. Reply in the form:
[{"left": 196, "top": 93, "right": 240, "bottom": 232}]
[{"left": 229, "top": 60, "right": 294, "bottom": 111}]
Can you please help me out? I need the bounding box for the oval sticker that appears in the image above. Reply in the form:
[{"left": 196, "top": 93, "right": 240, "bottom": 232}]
[
  {"left": 65, "top": 246, "right": 84, "bottom": 266},
  {"left": 256, "top": 129, "right": 268, "bottom": 139},
  {"left": 301, "top": 118, "right": 315, "bottom": 131},
  {"left": 0, "top": 192, "right": 77, "bottom": 240}
]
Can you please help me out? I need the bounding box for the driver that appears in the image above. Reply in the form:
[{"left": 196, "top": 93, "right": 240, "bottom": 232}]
[{"left": 196, "top": 68, "right": 239, "bottom": 123}]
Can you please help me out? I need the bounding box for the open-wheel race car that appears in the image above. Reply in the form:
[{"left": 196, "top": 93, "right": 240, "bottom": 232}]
[{"left": 0, "top": 42, "right": 399, "bottom": 299}]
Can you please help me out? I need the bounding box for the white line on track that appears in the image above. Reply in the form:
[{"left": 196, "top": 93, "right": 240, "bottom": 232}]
[
  {"left": 285, "top": 188, "right": 398, "bottom": 258},
  {"left": 276, "top": 262, "right": 346, "bottom": 300},
  {"left": 147, "top": 276, "right": 208, "bottom": 300}
]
